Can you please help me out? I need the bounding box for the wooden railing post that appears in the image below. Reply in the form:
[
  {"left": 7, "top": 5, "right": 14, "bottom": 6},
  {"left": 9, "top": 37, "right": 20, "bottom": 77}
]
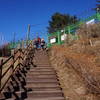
[
  {"left": 11, "top": 50, "right": 15, "bottom": 72},
  {"left": 18, "top": 49, "right": 21, "bottom": 68},
  {"left": 12, "top": 55, "right": 14, "bottom": 72},
  {"left": 0, "top": 59, "right": 3, "bottom": 91}
]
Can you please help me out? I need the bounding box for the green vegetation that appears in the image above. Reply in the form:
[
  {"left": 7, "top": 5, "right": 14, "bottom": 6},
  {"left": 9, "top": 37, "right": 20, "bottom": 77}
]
[{"left": 47, "top": 12, "right": 78, "bottom": 33}]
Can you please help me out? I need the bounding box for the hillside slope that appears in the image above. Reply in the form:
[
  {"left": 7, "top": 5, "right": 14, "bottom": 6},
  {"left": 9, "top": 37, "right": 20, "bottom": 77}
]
[{"left": 48, "top": 39, "right": 100, "bottom": 100}]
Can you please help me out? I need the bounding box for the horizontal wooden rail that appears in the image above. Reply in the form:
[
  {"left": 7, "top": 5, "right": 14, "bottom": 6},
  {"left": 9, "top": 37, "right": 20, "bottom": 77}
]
[{"left": 1, "top": 56, "right": 12, "bottom": 67}]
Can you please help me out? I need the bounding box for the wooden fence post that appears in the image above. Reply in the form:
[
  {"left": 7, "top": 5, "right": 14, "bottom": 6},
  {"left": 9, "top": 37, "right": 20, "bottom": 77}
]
[
  {"left": 18, "top": 49, "right": 21, "bottom": 68},
  {"left": 12, "top": 55, "right": 14, "bottom": 72},
  {"left": 0, "top": 59, "right": 3, "bottom": 90},
  {"left": 12, "top": 50, "right": 15, "bottom": 72}
]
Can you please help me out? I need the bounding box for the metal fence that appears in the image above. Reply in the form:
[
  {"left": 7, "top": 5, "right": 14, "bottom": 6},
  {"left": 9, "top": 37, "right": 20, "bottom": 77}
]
[{"left": 47, "top": 12, "right": 100, "bottom": 47}]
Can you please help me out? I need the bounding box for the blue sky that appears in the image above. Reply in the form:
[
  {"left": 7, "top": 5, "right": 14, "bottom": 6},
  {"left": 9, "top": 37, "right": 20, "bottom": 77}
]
[{"left": 0, "top": 0, "right": 96, "bottom": 45}]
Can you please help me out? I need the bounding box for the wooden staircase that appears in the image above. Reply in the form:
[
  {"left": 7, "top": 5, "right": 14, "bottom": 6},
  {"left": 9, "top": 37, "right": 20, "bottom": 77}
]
[{"left": 1, "top": 50, "right": 65, "bottom": 100}]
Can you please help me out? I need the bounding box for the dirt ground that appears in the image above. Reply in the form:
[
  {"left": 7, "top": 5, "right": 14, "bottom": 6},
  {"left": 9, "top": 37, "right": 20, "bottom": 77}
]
[{"left": 48, "top": 39, "right": 100, "bottom": 100}]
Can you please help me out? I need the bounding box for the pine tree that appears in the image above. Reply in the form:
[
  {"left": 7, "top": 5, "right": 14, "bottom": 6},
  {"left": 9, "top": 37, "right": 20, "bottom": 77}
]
[{"left": 47, "top": 13, "right": 78, "bottom": 33}]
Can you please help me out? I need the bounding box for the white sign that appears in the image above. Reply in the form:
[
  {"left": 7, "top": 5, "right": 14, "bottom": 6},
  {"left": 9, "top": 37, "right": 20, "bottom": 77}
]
[
  {"left": 50, "top": 38, "right": 56, "bottom": 43},
  {"left": 61, "top": 30, "right": 64, "bottom": 33},
  {"left": 61, "top": 34, "right": 67, "bottom": 41},
  {"left": 86, "top": 19, "right": 95, "bottom": 25}
]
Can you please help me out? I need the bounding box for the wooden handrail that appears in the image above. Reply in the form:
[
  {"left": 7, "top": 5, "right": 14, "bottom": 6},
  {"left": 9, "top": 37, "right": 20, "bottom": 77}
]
[
  {"left": 0, "top": 43, "right": 33, "bottom": 91},
  {"left": 0, "top": 49, "right": 22, "bottom": 91}
]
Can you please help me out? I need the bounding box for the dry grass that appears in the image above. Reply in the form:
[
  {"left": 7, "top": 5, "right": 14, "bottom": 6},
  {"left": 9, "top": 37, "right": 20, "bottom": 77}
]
[
  {"left": 77, "top": 23, "right": 100, "bottom": 39},
  {"left": 49, "top": 31, "right": 100, "bottom": 100}
]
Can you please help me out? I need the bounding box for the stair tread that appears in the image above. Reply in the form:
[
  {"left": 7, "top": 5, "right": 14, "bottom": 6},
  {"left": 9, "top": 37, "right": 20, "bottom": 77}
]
[
  {"left": 26, "top": 79, "right": 58, "bottom": 83},
  {"left": 26, "top": 82, "right": 59, "bottom": 85},
  {"left": 24, "top": 97, "right": 65, "bottom": 100},
  {"left": 27, "top": 70, "right": 55, "bottom": 72},
  {"left": 25, "top": 86, "right": 61, "bottom": 90},
  {"left": 15, "top": 90, "right": 62, "bottom": 94},
  {"left": 27, "top": 73, "right": 56, "bottom": 75},
  {"left": 25, "top": 84, "right": 60, "bottom": 88},
  {"left": 26, "top": 92, "right": 63, "bottom": 98},
  {"left": 27, "top": 74, "right": 56, "bottom": 77},
  {"left": 26, "top": 77, "right": 58, "bottom": 80},
  {"left": 30, "top": 67, "right": 53, "bottom": 69},
  {"left": 29, "top": 69, "right": 54, "bottom": 71},
  {"left": 26, "top": 75, "right": 57, "bottom": 79},
  {"left": 0, "top": 50, "right": 65, "bottom": 100}
]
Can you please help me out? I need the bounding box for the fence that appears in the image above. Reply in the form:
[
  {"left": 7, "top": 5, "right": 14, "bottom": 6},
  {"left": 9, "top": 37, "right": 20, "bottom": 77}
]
[
  {"left": 47, "top": 12, "right": 100, "bottom": 47},
  {"left": 0, "top": 43, "right": 33, "bottom": 91}
]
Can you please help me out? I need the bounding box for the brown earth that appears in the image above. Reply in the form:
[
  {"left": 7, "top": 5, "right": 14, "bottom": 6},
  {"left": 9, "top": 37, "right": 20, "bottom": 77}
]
[{"left": 48, "top": 39, "right": 100, "bottom": 100}]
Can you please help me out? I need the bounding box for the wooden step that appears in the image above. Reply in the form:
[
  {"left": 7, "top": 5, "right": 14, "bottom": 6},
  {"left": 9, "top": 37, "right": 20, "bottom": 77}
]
[
  {"left": 26, "top": 81, "right": 58, "bottom": 85},
  {"left": 31, "top": 88, "right": 61, "bottom": 91},
  {"left": 25, "top": 83, "right": 60, "bottom": 88},
  {"left": 27, "top": 73, "right": 56, "bottom": 76},
  {"left": 26, "top": 77, "right": 58, "bottom": 80},
  {"left": 29, "top": 69, "right": 55, "bottom": 72},
  {"left": 26, "top": 79, "right": 58, "bottom": 83},
  {"left": 15, "top": 89, "right": 62, "bottom": 94},
  {"left": 26, "top": 75, "right": 57, "bottom": 78},
  {"left": 26, "top": 76, "right": 59, "bottom": 81},
  {"left": 24, "top": 97, "right": 65, "bottom": 100},
  {"left": 26, "top": 91, "right": 63, "bottom": 98},
  {"left": 25, "top": 86, "right": 61, "bottom": 91},
  {"left": 27, "top": 70, "right": 56, "bottom": 73},
  {"left": 28, "top": 90, "right": 62, "bottom": 93},
  {"left": 36, "top": 61, "right": 50, "bottom": 63},
  {"left": 13, "top": 89, "right": 63, "bottom": 99},
  {"left": 30, "top": 67, "right": 53, "bottom": 69},
  {"left": 27, "top": 72, "right": 56, "bottom": 75},
  {"left": 27, "top": 71, "right": 56, "bottom": 75},
  {"left": 35, "top": 62, "right": 50, "bottom": 64},
  {"left": 35, "top": 64, "right": 50, "bottom": 66},
  {"left": 29, "top": 69, "right": 54, "bottom": 72}
]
